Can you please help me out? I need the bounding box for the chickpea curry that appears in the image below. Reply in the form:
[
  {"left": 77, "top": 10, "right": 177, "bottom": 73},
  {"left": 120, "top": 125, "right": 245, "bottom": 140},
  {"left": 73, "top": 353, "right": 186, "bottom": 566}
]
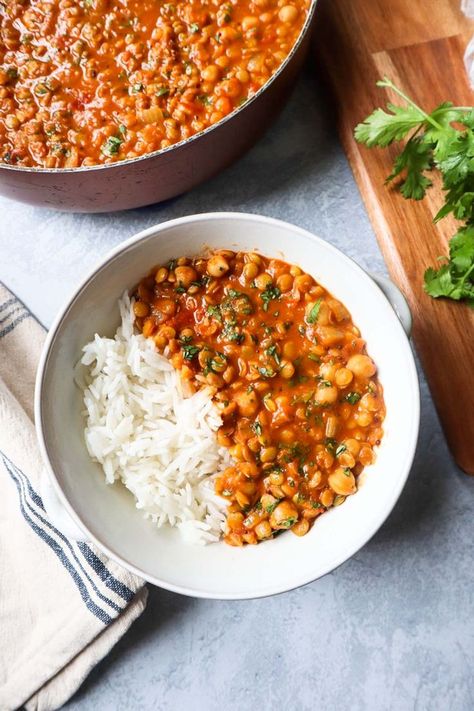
[
  {"left": 0, "top": 0, "right": 309, "bottom": 168},
  {"left": 133, "top": 250, "right": 386, "bottom": 546}
]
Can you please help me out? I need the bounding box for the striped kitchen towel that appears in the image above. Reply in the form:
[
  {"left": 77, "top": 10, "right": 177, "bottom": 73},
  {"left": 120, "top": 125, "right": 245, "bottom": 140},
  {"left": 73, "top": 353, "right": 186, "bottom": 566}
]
[{"left": 0, "top": 284, "right": 148, "bottom": 711}]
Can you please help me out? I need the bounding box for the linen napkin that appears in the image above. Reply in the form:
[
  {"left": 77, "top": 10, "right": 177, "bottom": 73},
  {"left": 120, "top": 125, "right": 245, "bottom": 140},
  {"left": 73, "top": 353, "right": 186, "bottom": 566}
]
[{"left": 0, "top": 284, "right": 148, "bottom": 711}]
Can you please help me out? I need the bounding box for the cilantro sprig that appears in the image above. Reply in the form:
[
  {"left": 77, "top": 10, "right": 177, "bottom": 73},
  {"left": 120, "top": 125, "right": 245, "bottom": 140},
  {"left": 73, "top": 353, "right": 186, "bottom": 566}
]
[{"left": 355, "top": 77, "right": 474, "bottom": 307}]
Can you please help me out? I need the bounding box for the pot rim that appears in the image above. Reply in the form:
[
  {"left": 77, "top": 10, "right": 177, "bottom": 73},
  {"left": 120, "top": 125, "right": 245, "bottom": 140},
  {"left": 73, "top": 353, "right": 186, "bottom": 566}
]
[
  {"left": 1, "top": 0, "right": 318, "bottom": 176},
  {"left": 35, "top": 211, "right": 420, "bottom": 600}
]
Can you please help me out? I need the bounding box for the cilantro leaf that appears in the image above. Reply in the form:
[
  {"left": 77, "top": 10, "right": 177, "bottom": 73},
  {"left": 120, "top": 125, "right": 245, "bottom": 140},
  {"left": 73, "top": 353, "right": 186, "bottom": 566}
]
[
  {"left": 307, "top": 299, "right": 322, "bottom": 324},
  {"left": 385, "top": 137, "right": 433, "bottom": 200},
  {"left": 424, "top": 227, "right": 474, "bottom": 304},
  {"left": 355, "top": 77, "right": 474, "bottom": 308},
  {"left": 354, "top": 103, "right": 427, "bottom": 147}
]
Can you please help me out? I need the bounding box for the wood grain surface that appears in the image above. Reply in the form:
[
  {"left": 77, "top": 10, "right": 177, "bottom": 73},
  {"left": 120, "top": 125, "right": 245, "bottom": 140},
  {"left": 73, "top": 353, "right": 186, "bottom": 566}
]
[{"left": 314, "top": 0, "right": 474, "bottom": 473}]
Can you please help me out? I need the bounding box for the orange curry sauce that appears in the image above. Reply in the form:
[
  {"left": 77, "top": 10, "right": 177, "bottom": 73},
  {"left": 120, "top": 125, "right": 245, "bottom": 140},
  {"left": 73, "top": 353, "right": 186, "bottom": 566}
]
[
  {"left": 134, "top": 250, "right": 386, "bottom": 546},
  {"left": 0, "top": 0, "right": 309, "bottom": 168}
]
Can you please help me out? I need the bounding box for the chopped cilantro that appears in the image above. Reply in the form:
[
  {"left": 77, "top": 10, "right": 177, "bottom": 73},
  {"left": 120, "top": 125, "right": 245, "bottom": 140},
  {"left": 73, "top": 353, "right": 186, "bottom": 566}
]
[
  {"left": 206, "top": 304, "right": 222, "bottom": 322},
  {"left": 345, "top": 392, "right": 361, "bottom": 405},
  {"left": 307, "top": 299, "right": 322, "bottom": 324},
  {"left": 181, "top": 344, "right": 200, "bottom": 360},
  {"left": 102, "top": 135, "right": 123, "bottom": 157},
  {"left": 260, "top": 283, "right": 281, "bottom": 312}
]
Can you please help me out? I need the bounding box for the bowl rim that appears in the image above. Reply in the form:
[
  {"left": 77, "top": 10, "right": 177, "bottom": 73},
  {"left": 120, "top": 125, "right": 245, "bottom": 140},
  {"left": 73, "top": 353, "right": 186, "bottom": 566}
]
[
  {"left": 35, "top": 211, "right": 420, "bottom": 599},
  {"left": 1, "top": 0, "right": 317, "bottom": 176}
]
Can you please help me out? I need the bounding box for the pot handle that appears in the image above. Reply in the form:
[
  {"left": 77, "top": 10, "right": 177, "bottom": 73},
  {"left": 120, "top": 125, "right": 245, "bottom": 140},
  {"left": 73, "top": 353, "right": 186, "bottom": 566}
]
[
  {"left": 368, "top": 272, "right": 412, "bottom": 337},
  {"left": 40, "top": 470, "right": 90, "bottom": 542}
]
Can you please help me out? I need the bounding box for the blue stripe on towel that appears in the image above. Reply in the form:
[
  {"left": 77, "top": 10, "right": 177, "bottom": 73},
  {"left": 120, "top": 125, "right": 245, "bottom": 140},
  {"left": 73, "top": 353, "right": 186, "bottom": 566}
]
[
  {"left": 0, "top": 312, "right": 30, "bottom": 339},
  {"left": 0, "top": 296, "right": 17, "bottom": 314},
  {"left": 0, "top": 306, "right": 24, "bottom": 326},
  {"left": 77, "top": 543, "right": 135, "bottom": 602},
  {"left": 3, "top": 460, "right": 112, "bottom": 624},
  {"left": 3, "top": 454, "right": 125, "bottom": 615},
  {"left": 12, "top": 458, "right": 135, "bottom": 603}
]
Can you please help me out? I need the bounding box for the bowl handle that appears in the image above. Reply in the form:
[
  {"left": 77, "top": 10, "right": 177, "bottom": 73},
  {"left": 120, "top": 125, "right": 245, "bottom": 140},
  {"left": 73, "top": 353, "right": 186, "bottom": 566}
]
[
  {"left": 368, "top": 272, "right": 412, "bottom": 337},
  {"left": 40, "top": 470, "right": 89, "bottom": 542}
]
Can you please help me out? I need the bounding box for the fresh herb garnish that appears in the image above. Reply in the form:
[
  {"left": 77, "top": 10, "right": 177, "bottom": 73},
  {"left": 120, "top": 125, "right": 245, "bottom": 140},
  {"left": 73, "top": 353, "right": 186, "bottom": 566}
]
[
  {"left": 252, "top": 421, "right": 262, "bottom": 436},
  {"left": 258, "top": 366, "right": 276, "bottom": 379},
  {"left": 279, "top": 517, "right": 297, "bottom": 529},
  {"left": 265, "top": 344, "right": 281, "bottom": 365},
  {"left": 156, "top": 86, "right": 169, "bottom": 97},
  {"left": 190, "top": 22, "right": 199, "bottom": 32},
  {"left": 307, "top": 299, "right": 321, "bottom": 324},
  {"left": 355, "top": 77, "right": 474, "bottom": 306},
  {"left": 307, "top": 352, "right": 321, "bottom": 363},
  {"left": 335, "top": 444, "right": 347, "bottom": 457},
  {"left": 345, "top": 392, "right": 361, "bottom": 405},
  {"left": 181, "top": 344, "right": 200, "bottom": 360},
  {"left": 325, "top": 438, "right": 337, "bottom": 456},
  {"left": 102, "top": 134, "right": 123, "bottom": 157},
  {"left": 260, "top": 283, "right": 281, "bottom": 312},
  {"left": 206, "top": 304, "right": 222, "bottom": 322}
]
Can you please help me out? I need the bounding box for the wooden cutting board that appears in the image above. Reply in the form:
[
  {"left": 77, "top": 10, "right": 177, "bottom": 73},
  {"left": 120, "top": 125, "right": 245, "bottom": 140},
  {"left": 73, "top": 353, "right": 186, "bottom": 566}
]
[{"left": 314, "top": 0, "right": 474, "bottom": 474}]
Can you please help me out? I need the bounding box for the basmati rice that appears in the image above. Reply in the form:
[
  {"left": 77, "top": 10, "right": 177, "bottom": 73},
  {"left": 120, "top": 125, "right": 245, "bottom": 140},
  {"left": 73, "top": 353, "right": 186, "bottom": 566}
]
[{"left": 79, "top": 292, "right": 231, "bottom": 545}]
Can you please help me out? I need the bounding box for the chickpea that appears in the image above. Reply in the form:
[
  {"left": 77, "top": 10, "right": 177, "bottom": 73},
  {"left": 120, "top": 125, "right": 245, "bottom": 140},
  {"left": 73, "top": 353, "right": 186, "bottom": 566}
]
[
  {"left": 338, "top": 450, "right": 356, "bottom": 469},
  {"left": 174, "top": 265, "right": 197, "bottom": 288},
  {"left": 239, "top": 461, "right": 259, "bottom": 478},
  {"left": 360, "top": 393, "right": 380, "bottom": 411},
  {"left": 227, "top": 512, "right": 245, "bottom": 530},
  {"left": 347, "top": 354, "right": 377, "bottom": 378},
  {"left": 260, "top": 446, "right": 277, "bottom": 463},
  {"left": 276, "top": 273, "right": 293, "bottom": 292},
  {"left": 223, "top": 365, "right": 236, "bottom": 383},
  {"left": 343, "top": 438, "right": 361, "bottom": 457},
  {"left": 236, "top": 69, "right": 250, "bottom": 83},
  {"left": 157, "top": 298, "right": 176, "bottom": 316},
  {"left": 319, "top": 488, "right": 334, "bottom": 507},
  {"left": 291, "top": 518, "right": 309, "bottom": 537},
  {"left": 201, "top": 65, "right": 220, "bottom": 82},
  {"left": 356, "top": 411, "right": 373, "bottom": 427},
  {"left": 335, "top": 367, "right": 353, "bottom": 388},
  {"left": 217, "top": 429, "right": 233, "bottom": 447},
  {"left": 235, "top": 490, "right": 250, "bottom": 508},
  {"left": 242, "top": 262, "right": 259, "bottom": 281},
  {"left": 359, "top": 445, "right": 374, "bottom": 466},
  {"left": 158, "top": 325, "right": 176, "bottom": 341},
  {"left": 270, "top": 500, "right": 298, "bottom": 529},
  {"left": 242, "top": 16, "right": 259, "bottom": 31},
  {"left": 133, "top": 301, "right": 150, "bottom": 318},
  {"left": 255, "top": 272, "right": 273, "bottom": 290},
  {"left": 235, "top": 388, "right": 259, "bottom": 416},
  {"left": 255, "top": 520, "right": 272, "bottom": 540},
  {"left": 314, "top": 385, "right": 338, "bottom": 406},
  {"left": 180, "top": 327, "right": 194, "bottom": 340},
  {"left": 294, "top": 274, "right": 313, "bottom": 293},
  {"left": 207, "top": 254, "right": 230, "bottom": 277},
  {"left": 282, "top": 341, "right": 298, "bottom": 359},
  {"left": 328, "top": 468, "right": 356, "bottom": 496},
  {"left": 316, "top": 326, "right": 345, "bottom": 346},
  {"left": 278, "top": 4, "right": 299, "bottom": 22},
  {"left": 280, "top": 360, "right": 295, "bottom": 379}
]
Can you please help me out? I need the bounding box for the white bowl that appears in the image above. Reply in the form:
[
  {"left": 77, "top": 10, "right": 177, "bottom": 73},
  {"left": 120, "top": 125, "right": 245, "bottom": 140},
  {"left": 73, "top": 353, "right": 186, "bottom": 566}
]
[{"left": 35, "top": 213, "right": 420, "bottom": 599}]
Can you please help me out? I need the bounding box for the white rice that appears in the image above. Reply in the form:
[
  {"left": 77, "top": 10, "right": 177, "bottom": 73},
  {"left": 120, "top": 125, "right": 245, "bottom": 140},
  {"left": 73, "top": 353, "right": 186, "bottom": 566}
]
[{"left": 78, "top": 292, "right": 231, "bottom": 545}]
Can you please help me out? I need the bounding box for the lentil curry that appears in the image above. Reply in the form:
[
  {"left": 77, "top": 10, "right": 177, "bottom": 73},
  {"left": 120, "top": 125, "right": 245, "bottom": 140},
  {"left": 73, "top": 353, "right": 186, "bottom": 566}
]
[
  {"left": 0, "top": 0, "right": 310, "bottom": 168},
  {"left": 134, "top": 250, "right": 386, "bottom": 546}
]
